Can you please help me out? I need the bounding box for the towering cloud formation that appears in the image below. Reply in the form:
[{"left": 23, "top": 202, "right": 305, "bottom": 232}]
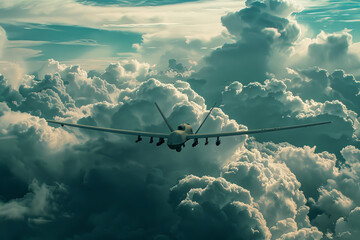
[{"left": 190, "top": 0, "right": 301, "bottom": 101}]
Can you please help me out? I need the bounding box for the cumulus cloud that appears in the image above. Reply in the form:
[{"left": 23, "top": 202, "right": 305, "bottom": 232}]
[
  {"left": 222, "top": 143, "right": 316, "bottom": 233},
  {"left": 0, "top": 180, "right": 62, "bottom": 221},
  {"left": 335, "top": 207, "right": 360, "bottom": 240},
  {"left": 1, "top": 0, "right": 360, "bottom": 239},
  {"left": 284, "top": 68, "right": 360, "bottom": 112},
  {"left": 221, "top": 76, "right": 359, "bottom": 156},
  {"left": 1, "top": 54, "right": 359, "bottom": 239},
  {"left": 268, "top": 142, "right": 360, "bottom": 238},
  {"left": 168, "top": 139, "right": 339, "bottom": 240},
  {"left": 290, "top": 30, "right": 360, "bottom": 76},
  {"left": 0, "top": 58, "right": 252, "bottom": 238},
  {"left": 169, "top": 175, "right": 271, "bottom": 240},
  {"left": 189, "top": 0, "right": 301, "bottom": 101},
  {"left": 134, "top": 34, "right": 233, "bottom": 71},
  {"left": 311, "top": 188, "right": 354, "bottom": 233}
]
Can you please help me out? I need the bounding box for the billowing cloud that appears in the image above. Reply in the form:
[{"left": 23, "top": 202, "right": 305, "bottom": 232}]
[
  {"left": 0, "top": 60, "right": 247, "bottom": 238},
  {"left": 0, "top": 180, "right": 63, "bottom": 220},
  {"left": 335, "top": 207, "right": 360, "bottom": 240},
  {"left": 221, "top": 76, "right": 359, "bottom": 156},
  {"left": 291, "top": 31, "right": 360, "bottom": 76},
  {"left": 169, "top": 175, "right": 271, "bottom": 240},
  {"left": 1, "top": 0, "right": 360, "bottom": 239},
  {"left": 190, "top": 0, "right": 301, "bottom": 101},
  {"left": 1, "top": 54, "right": 359, "bottom": 239},
  {"left": 284, "top": 67, "right": 360, "bottom": 113}
]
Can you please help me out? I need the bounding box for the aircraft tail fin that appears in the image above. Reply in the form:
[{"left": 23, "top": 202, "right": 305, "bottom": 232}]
[
  {"left": 195, "top": 103, "right": 216, "bottom": 134},
  {"left": 154, "top": 102, "right": 174, "bottom": 132}
]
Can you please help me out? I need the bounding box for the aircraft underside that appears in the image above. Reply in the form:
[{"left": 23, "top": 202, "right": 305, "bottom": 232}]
[{"left": 167, "top": 144, "right": 183, "bottom": 152}]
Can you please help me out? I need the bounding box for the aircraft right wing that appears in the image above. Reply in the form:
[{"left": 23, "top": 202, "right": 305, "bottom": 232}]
[
  {"left": 47, "top": 120, "right": 170, "bottom": 138},
  {"left": 186, "top": 121, "right": 331, "bottom": 139}
]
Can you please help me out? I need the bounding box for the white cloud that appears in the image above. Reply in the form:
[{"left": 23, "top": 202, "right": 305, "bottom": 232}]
[
  {"left": 1, "top": 1, "right": 360, "bottom": 237},
  {"left": 1, "top": 55, "right": 360, "bottom": 239},
  {"left": 289, "top": 30, "right": 360, "bottom": 76},
  {"left": 170, "top": 175, "right": 272, "bottom": 240},
  {"left": 0, "top": 26, "right": 6, "bottom": 57},
  {"left": 0, "top": 180, "right": 64, "bottom": 222},
  {"left": 0, "top": 0, "right": 244, "bottom": 67},
  {"left": 311, "top": 188, "right": 354, "bottom": 233},
  {"left": 221, "top": 76, "right": 359, "bottom": 156},
  {"left": 335, "top": 207, "right": 360, "bottom": 240},
  {"left": 0, "top": 0, "right": 244, "bottom": 39},
  {"left": 222, "top": 144, "right": 313, "bottom": 232},
  {"left": 279, "top": 227, "right": 323, "bottom": 240}
]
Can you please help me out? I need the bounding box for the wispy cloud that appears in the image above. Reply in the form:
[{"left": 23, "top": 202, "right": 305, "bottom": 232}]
[
  {"left": 0, "top": 0, "right": 244, "bottom": 39},
  {"left": 77, "top": 0, "right": 201, "bottom": 7},
  {"left": 55, "top": 39, "right": 102, "bottom": 46},
  {"left": 103, "top": 22, "right": 179, "bottom": 29},
  {"left": 0, "top": 135, "right": 17, "bottom": 141}
]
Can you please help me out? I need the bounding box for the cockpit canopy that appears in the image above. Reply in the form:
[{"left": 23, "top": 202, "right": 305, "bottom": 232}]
[
  {"left": 177, "top": 124, "right": 186, "bottom": 131},
  {"left": 177, "top": 123, "right": 193, "bottom": 133}
]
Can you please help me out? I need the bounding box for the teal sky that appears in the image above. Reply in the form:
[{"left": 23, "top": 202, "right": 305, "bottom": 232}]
[
  {"left": 295, "top": 0, "right": 360, "bottom": 41},
  {"left": 0, "top": 0, "right": 359, "bottom": 70},
  {"left": 2, "top": 23, "right": 142, "bottom": 61}
]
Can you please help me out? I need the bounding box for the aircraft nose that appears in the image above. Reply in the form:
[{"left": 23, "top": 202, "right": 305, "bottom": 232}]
[{"left": 168, "top": 131, "right": 186, "bottom": 145}]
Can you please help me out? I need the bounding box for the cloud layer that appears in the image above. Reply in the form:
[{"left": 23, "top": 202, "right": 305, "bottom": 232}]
[{"left": 0, "top": 0, "right": 359, "bottom": 239}]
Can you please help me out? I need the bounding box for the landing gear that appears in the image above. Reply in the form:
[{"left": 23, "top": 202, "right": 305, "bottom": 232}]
[
  {"left": 205, "top": 138, "right": 209, "bottom": 145},
  {"left": 149, "top": 137, "right": 153, "bottom": 143}
]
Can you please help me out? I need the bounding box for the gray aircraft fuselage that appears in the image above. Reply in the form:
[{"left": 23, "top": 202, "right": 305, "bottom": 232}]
[{"left": 167, "top": 123, "right": 193, "bottom": 151}]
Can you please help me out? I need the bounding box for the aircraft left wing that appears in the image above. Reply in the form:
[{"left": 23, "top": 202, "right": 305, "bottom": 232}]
[
  {"left": 186, "top": 121, "right": 331, "bottom": 139},
  {"left": 47, "top": 120, "right": 170, "bottom": 138}
]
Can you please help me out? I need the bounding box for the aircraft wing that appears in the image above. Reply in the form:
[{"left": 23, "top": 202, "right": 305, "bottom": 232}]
[
  {"left": 47, "top": 120, "right": 170, "bottom": 138},
  {"left": 186, "top": 121, "right": 331, "bottom": 139}
]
